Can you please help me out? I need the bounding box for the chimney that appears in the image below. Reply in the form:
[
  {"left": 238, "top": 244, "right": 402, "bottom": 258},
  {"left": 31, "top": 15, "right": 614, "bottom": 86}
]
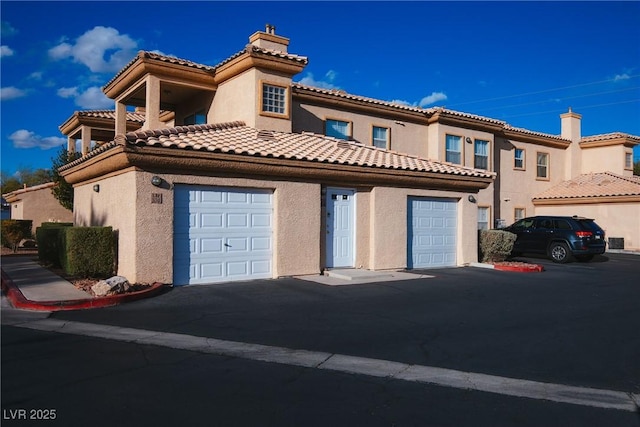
[
  {"left": 249, "top": 24, "right": 289, "bottom": 53},
  {"left": 560, "top": 107, "right": 582, "bottom": 143}
]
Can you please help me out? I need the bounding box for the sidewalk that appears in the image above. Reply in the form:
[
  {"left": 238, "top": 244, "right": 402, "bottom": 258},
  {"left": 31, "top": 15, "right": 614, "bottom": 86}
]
[{"left": 1, "top": 255, "right": 167, "bottom": 311}]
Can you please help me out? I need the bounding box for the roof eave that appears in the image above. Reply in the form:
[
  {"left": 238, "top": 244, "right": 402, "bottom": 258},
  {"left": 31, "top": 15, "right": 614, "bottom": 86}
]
[{"left": 533, "top": 195, "right": 640, "bottom": 205}]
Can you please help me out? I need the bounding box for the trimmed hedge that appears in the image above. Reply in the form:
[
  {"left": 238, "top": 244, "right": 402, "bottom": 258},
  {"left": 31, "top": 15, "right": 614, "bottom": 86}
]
[
  {"left": 36, "top": 223, "right": 72, "bottom": 267},
  {"left": 479, "top": 229, "right": 517, "bottom": 263},
  {"left": 61, "top": 226, "right": 114, "bottom": 278},
  {"left": 1, "top": 219, "right": 33, "bottom": 252}
]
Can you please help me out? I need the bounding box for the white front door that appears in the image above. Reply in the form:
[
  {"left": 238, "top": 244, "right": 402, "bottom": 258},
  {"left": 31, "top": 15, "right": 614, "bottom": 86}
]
[{"left": 326, "top": 188, "right": 355, "bottom": 268}]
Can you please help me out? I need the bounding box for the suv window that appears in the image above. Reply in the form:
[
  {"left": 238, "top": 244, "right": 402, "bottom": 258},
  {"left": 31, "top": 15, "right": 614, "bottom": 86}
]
[
  {"left": 537, "top": 218, "right": 553, "bottom": 229},
  {"left": 554, "top": 219, "right": 572, "bottom": 230},
  {"left": 512, "top": 218, "right": 535, "bottom": 231}
]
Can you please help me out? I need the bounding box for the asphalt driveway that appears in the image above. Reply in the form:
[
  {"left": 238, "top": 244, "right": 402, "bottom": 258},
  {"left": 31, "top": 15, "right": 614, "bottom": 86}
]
[{"left": 51, "top": 253, "right": 640, "bottom": 395}]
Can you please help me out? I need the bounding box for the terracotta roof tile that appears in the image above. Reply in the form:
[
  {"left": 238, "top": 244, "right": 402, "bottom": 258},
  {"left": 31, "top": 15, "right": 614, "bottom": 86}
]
[
  {"left": 117, "top": 122, "right": 494, "bottom": 178},
  {"left": 77, "top": 110, "right": 146, "bottom": 123},
  {"left": 533, "top": 172, "right": 640, "bottom": 200},
  {"left": 581, "top": 132, "right": 640, "bottom": 144}
]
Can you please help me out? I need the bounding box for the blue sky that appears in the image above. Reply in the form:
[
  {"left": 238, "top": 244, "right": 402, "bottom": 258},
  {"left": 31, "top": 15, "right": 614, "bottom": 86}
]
[{"left": 1, "top": 1, "right": 639, "bottom": 177}]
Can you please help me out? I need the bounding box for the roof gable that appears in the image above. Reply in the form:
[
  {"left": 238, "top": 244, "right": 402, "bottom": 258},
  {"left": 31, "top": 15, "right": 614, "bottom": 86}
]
[{"left": 533, "top": 172, "right": 640, "bottom": 201}]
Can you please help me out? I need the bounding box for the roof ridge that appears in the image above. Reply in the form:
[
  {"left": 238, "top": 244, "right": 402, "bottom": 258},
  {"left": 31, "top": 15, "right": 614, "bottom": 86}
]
[{"left": 125, "top": 121, "right": 247, "bottom": 142}]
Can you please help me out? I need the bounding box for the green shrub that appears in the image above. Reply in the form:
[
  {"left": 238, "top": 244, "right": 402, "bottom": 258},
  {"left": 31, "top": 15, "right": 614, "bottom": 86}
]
[
  {"left": 62, "top": 226, "right": 114, "bottom": 278},
  {"left": 479, "top": 229, "right": 517, "bottom": 263},
  {"left": 1, "top": 219, "right": 33, "bottom": 252},
  {"left": 36, "top": 224, "right": 72, "bottom": 267}
]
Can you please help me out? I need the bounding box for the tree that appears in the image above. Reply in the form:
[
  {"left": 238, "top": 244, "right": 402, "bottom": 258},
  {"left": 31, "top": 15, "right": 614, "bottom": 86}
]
[
  {"left": 634, "top": 160, "right": 640, "bottom": 176},
  {"left": 51, "top": 146, "right": 80, "bottom": 211},
  {"left": 1, "top": 168, "right": 52, "bottom": 195}
]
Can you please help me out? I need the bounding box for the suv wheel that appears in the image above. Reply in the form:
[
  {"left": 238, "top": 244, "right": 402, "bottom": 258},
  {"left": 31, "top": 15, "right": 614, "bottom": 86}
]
[{"left": 549, "top": 242, "right": 571, "bottom": 263}]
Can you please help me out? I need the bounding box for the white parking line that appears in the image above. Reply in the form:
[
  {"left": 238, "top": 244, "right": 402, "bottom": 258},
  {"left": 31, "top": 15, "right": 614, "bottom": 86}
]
[{"left": 17, "top": 318, "right": 639, "bottom": 413}]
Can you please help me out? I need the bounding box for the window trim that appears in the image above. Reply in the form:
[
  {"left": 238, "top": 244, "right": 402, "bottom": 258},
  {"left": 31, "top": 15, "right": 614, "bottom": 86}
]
[
  {"left": 514, "top": 148, "right": 526, "bottom": 171},
  {"left": 445, "top": 134, "right": 463, "bottom": 165},
  {"left": 477, "top": 205, "right": 491, "bottom": 231},
  {"left": 536, "top": 151, "right": 550, "bottom": 181},
  {"left": 371, "top": 124, "right": 390, "bottom": 149},
  {"left": 259, "top": 80, "right": 290, "bottom": 119},
  {"left": 324, "top": 117, "right": 352, "bottom": 140},
  {"left": 625, "top": 151, "right": 633, "bottom": 170},
  {"left": 474, "top": 139, "right": 490, "bottom": 170}
]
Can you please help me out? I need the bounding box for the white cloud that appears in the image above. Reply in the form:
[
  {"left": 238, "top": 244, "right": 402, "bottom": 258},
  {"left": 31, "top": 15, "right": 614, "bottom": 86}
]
[
  {"left": 9, "top": 129, "right": 66, "bottom": 150},
  {"left": 48, "top": 26, "right": 137, "bottom": 73},
  {"left": 297, "top": 70, "right": 339, "bottom": 90},
  {"left": 0, "top": 86, "right": 26, "bottom": 100},
  {"left": 418, "top": 92, "right": 447, "bottom": 107},
  {"left": 1, "top": 22, "right": 17, "bottom": 37},
  {"left": 57, "top": 87, "right": 79, "bottom": 98},
  {"left": 75, "top": 86, "right": 113, "bottom": 109},
  {"left": 29, "top": 71, "right": 43, "bottom": 80},
  {"left": 389, "top": 99, "right": 413, "bottom": 106},
  {"left": 0, "top": 45, "right": 14, "bottom": 57},
  {"left": 614, "top": 73, "right": 630, "bottom": 82}
]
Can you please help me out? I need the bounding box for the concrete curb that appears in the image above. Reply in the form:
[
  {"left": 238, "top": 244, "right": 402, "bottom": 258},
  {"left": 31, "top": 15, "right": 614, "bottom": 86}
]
[
  {"left": 1, "top": 269, "right": 170, "bottom": 311},
  {"left": 470, "top": 262, "right": 544, "bottom": 273}
]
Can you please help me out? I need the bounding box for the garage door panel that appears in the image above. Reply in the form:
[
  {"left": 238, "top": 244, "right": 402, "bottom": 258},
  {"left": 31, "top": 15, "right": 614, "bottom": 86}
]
[
  {"left": 174, "top": 185, "right": 273, "bottom": 285},
  {"left": 408, "top": 197, "right": 457, "bottom": 269}
]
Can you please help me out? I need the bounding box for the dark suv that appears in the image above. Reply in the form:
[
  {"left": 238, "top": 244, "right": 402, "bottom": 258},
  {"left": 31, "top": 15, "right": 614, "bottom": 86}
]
[{"left": 503, "top": 216, "right": 606, "bottom": 263}]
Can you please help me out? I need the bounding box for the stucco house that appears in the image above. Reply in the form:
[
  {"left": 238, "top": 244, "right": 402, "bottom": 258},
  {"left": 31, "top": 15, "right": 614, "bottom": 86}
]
[
  {"left": 2, "top": 182, "right": 73, "bottom": 230},
  {"left": 59, "top": 25, "right": 639, "bottom": 285}
]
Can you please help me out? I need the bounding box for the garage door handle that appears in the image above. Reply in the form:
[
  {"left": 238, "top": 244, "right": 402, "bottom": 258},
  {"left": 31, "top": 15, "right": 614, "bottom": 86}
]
[{"left": 224, "top": 243, "right": 231, "bottom": 247}]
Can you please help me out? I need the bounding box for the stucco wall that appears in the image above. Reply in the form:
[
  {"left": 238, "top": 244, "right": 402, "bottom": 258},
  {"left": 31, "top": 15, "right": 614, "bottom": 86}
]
[
  {"left": 130, "top": 172, "right": 321, "bottom": 284},
  {"left": 10, "top": 186, "right": 73, "bottom": 230},
  {"left": 292, "top": 101, "right": 430, "bottom": 157},
  {"left": 74, "top": 172, "right": 138, "bottom": 281},
  {"left": 535, "top": 203, "right": 640, "bottom": 251},
  {"left": 369, "top": 187, "right": 477, "bottom": 270},
  {"left": 581, "top": 145, "right": 628, "bottom": 176}
]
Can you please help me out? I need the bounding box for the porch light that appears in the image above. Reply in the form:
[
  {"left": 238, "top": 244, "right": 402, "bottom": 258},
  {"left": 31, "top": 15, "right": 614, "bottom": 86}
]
[
  {"left": 151, "top": 176, "right": 163, "bottom": 187},
  {"left": 93, "top": 184, "right": 100, "bottom": 193},
  {"left": 468, "top": 195, "right": 476, "bottom": 203}
]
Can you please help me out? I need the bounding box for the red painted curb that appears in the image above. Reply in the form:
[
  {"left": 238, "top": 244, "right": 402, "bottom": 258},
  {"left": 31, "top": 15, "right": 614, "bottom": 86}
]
[
  {"left": 493, "top": 264, "right": 544, "bottom": 273},
  {"left": 1, "top": 269, "right": 169, "bottom": 311}
]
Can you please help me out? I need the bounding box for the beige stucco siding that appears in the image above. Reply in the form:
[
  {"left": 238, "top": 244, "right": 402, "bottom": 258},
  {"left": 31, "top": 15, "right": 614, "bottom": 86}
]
[
  {"left": 535, "top": 202, "right": 640, "bottom": 251},
  {"left": 581, "top": 145, "right": 629, "bottom": 176},
  {"left": 9, "top": 186, "right": 73, "bottom": 230},
  {"left": 74, "top": 172, "right": 138, "bottom": 280},
  {"left": 369, "top": 187, "right": 478, "bottom": 270},
  {"left": 292, "top": 101, "right": 430, "bottom": 157}
]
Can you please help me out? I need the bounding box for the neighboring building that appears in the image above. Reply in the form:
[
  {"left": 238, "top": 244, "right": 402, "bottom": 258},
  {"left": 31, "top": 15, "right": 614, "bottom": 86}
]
[
  {"left": 1, "top": 197, "right": 10, "bottom": 220},
  {"left": 59, "top": 25, "right": 639, "bottom": 285},
  {"left": 2, "top": 182, "right": 73, "bottom": 230}
]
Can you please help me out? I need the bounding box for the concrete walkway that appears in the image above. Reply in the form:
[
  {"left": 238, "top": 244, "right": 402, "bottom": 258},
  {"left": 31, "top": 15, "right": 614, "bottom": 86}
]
[{"left": 1, "top": 256, "right": 91, "bottom": 302}]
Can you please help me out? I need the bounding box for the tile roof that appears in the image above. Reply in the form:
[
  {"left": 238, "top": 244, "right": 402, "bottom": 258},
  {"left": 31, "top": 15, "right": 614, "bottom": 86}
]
[
  {"left": 533, "top": 172, "right": 640, "bottom": 200},
  {"left": 113, "top": 121, "right": 494, "bottom": 178},
  {"left": 2, "top": 182, "right": 55, "bottom": 199},
  {"left": 581, "top": 132, "right": 640, "bottom": 144},
  {"left": 503, "top": 124, "right": 569, "bottom": 142},
  {"left": 76, "top": 110, "right": 146, "bottom": 123}
]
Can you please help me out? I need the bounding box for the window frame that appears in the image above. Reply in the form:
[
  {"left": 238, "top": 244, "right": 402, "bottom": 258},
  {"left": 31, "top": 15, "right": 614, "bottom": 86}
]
[
  {"left": 445, "top": 134, "right": 463, "bottom": 165},
  {"left": 514, "top": 207, "right": 526, "bottom": 222},
  {"left": 259, "top": 80, "right": 290, "bottom": 119},
  {"left": 536, "top": 151, "right": 550, "bottom": 180},
  {"left": 514, "top": 148, "right": 526, "bottom": 170},
  {"left": 477, "top": 206, "right": 491, "bottom": 231},
  {"left": 183, "top": 109, "right": 207, "bottom": 125},
  {"left": 474, "top": 139, "right": 490, "bottom": 170},
  {"left": 625, "top": 152, "right": 633, "bottom": 170},
  {"left": 371, "top": 125, "right": 390, "bottom": 149},
  {"left": 325, "top": 118, "right": 352, "bottom": 140}
]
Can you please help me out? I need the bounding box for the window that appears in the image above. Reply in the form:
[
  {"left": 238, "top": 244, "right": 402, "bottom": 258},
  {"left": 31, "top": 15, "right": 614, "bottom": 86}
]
[
  {"left": 474, "top": 139, "right": 489, "bottom": 170},
  {"left": 184, "top": 110, "right": 206, "bottom": 125},
  {"left": 478, "top": 207, "right": 490, "bottom": 230},
  {"left": 536, "top": 152, "right": 549, "bottom": 179},
  {"left": 446, "top": 135, "right": 462, "bottom": 164},
  {"left": 372, "top": 126, "right": 389, "bottom": 149},
  {"left": 326, "top": 119, "right": 350, "bottom": 140},
  {"left": 514, "top": 148, "right": 525, "bottom": 170},
  {"left": 261, "top": 83, "right": 287, "bottom": 115},
  {"left": 625, "top": 152, "right": 633, "bottom": 170},
  {"left": 514, "top": 208, "right": 525, "bottom": 221}
]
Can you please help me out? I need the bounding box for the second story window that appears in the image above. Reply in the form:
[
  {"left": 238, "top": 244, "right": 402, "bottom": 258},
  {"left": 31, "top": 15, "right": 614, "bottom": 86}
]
[
  {"left": 184, "top": 110, "right": 206, "bottom": 125},
  {"left": 445, "top": 135, "right": 462, "bottom": 164},
  {"left": 372, "top": 126, "right": 389, "bottom": 149},
  {"left": 474, "top": 139, "right": 489, "bottom": 170},
  {"left": 261, "top": 83, "right": 287, "bottom": 116},
  {"left": 514, "top": 148, "right": 525, "bottom": 170},
  {"left": 326, "top": 119, "right": 350, "bottom": 140},
  {"left": 625, "top": 152, "right": 633, "bottom": 170},
  {"left": 536, "top": 152, "right": 549, "bottom": 179}
]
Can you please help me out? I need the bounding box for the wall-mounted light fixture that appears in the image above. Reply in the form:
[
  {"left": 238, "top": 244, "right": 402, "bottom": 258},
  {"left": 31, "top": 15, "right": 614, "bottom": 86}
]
[
  {"left": 465, "top": 137, "right": 473, "bottom": 144},
  {"left": 468, "top": 195, "right": 476, "bottom": 203},
  {"left": 151, "top": 176, "right": 163, "bottom": 187},
  {"left": 93, "top": 184, "right": 100, "bottom": 193}
]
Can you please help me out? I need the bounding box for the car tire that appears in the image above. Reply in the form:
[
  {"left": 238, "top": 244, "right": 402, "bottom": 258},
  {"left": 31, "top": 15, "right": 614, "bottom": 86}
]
[
  {"left": 576, "top": 254, "right": 594, "bottom": 262},
  {"left": 549, "top": 242, "right": 571, "bottom": 263}
]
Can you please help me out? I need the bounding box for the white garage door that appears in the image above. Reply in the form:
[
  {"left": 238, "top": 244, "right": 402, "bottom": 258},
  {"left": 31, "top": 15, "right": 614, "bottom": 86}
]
[
  {"left": 408, "top": 197, "right": 457, "bottom": 268},
  {"left": 174, "top": 185, "right": 273, "bottom": 285}
]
